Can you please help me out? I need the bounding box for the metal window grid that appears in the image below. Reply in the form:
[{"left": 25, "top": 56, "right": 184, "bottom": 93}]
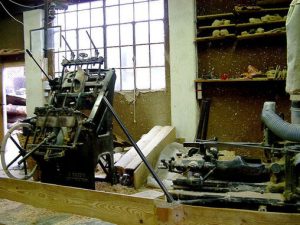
[{"left": 53, "top": 0, "right": 166, "bottom": 91}]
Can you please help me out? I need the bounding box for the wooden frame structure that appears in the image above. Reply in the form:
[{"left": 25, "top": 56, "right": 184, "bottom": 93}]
[{"left": 0, "top": 178, "right": 299, "bottom": 225}]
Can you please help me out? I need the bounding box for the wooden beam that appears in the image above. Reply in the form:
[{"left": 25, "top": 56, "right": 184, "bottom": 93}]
[
  {"left": 0, "top": 178, "right": 299, "bottom": 225},
  {"left": 0, "top": 178, "right": 157, "bottom": 225},
  {"left": 131, "top": 126, "right": 176, "bottom": 188},
  {"left": 182, "top": 204, "right": 300, "bottom": 225},
  {"left": 115, "top": 126, "right": 162, "bottom": 173}
]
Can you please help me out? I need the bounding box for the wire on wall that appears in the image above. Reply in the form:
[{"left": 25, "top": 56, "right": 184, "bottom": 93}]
[
  {"left": 0, "top": 1, "right": 24, "bottom": 25},
  {"left": 8, "top": 0, "right": 44, "bottom": 8}
]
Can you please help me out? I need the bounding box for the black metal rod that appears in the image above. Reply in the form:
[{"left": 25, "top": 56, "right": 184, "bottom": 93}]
[
  {"left": 25, "top": 49, "right": 52, "bottom": 82},
  {"left": 102, "top": 96, "right": 174, "bottom": 203}
]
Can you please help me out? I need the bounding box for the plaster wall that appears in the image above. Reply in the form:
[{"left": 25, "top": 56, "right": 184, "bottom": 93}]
[
  {"left": 168, "top": 0, "right": 198, "bottom": 141},
  {"left": 23, "top": 9, "right": 46, "bottom": 116}
]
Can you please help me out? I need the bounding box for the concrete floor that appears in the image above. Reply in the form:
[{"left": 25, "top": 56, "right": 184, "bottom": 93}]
[{"left": 0, "top": 199, "right": 115, "bottom": 225}]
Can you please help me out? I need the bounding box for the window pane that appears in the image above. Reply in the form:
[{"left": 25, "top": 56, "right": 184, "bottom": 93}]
[
  {"left": 120, "top": 4, "right": 133, "bottom": 23},
  {"left": 106, "top": 6, "right": 119, "bottom": 24},
  {"left": 65, "top": 30, "right": 77, "bottom": 50},
  {"left": 134, "top": 0, "right": 144, "bottom": 2},
  {"left": 120, "top": 0, "right": 133, "bottom": 4},
  {"left": 121, "top": 69, "right": 134, "bottom": 90},
  {"left": 120, "top": 24, "right": 133, "bottom": 46},
  {"left": 106, "top": 0, "right": 118, "bottom": 6},
  {"left": 107, "top": 47, "right": 120, "bottom": 68},
  {"left": 91, "top": 1, "right": 103, "bottom": 8},
  {"left": 78, "top": 10, "right": 90, "bottom": 28},
  {"left": 91, "top": 8, "right": 103, "bottom": 26},
  {"left": 54, "top": 32, "right": 62, "bottom": 52},
  {"left": 136, "top": 45, "right": 149, "bottom": 67},
  {"left": 57, "top": 14, "right": 65, "bottom": 30},
  {"left": 65, "top": 12, "right": 77, "bottom": 29},
  {"left": 151, "top": 44, "right": 165, "bottom": 66},
  {"left": 134, "top": 2, "right": 148, "bottom": 21},
  {"left": 78, "top": 2, "right": 90, "bottom": 10},
  {"left": 78, "top": 29, "right": 90, "bottom": 49},
  {"left": 107, "top": 25, "right": 119, "bottom": 46},
  {"left": 151, "top": 67, "right": 165, "bottom": 89},
  {"left": 135, "top": 22, "right": 149, "bottom": 44},
  {"left": 136, "top": 68, "right": 150, "bottom": 89},
  {"left": 150, "top": 0, "right": 164, "bottom": 20},
  {"left": 121, "top": 47, "right": 133, "bottom": 68},
  {"left": 67, "top": 4, "right": 77, "bottom": 11},
  {"left": 91, "top": 27, "right": 104, "bottom": 48},
  {"left": 150, "top": 21, "right": 164, "bottom": 43},
  {"left": 114, "top": 69, "right": 121, "bottom": 91}
]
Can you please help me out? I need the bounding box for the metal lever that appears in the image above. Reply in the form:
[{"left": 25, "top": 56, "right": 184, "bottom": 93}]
[
  {"left": 25, "top": 49, "right": 52, "bottom": 82},
  {"left": 102, "top": 96, "right": 175, "bottom": 203}
]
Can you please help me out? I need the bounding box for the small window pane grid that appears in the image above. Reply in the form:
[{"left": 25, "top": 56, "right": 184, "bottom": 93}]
[{"left": 53, "top": 0, "right": 166, "bottom": 91}]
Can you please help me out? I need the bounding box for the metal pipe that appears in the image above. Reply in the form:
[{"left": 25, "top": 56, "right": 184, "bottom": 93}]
[{"left": 102, "top": 96, "right": 174, "bottom": 203}]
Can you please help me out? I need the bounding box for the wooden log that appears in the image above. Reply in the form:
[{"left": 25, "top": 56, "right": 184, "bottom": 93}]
[
  {"left": 115, "top": 126, "right": 162, "bottom": 173},
  {"left": 129, "top": 126, "right": 176, "bottom": 188}
]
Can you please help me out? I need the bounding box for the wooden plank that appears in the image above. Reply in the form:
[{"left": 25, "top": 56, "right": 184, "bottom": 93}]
[
  {"left": 0, "top": 178, "right": 157, "bottom": 225},
  {"left": 126, "top": 126, "right": 176, "bottom": 171},
  {"left": 115, "top": 126, "right": 162, "bottom": 173},
  {"left": 195, "top": 34, "right": 236, "bottom": 42},
  {"left": 132, "top": 127, "right": 176, "bottom": 188},
  {"left": 0, "top": 49, "right": 24, "bottom": 56},
  {"left": 182, "top": 204, "right": 300, "bottom": 225},
  {"left": 0, "top": 178, "right": 299, "bottom": 225},
  {"left": 237, "top": 31, "right": 286, "bottom": 40},
  {"left": 197, "top": 13, "right": 234, "bottom": 21}
]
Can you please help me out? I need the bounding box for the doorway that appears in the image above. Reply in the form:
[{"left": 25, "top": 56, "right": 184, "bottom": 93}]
[{"left": 0, "top": 64, "right": 26, "bottom": 176}]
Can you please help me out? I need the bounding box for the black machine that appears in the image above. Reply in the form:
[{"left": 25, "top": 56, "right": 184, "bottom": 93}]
[
  {"left": 1, "top": 32, "right": 116, "bottom": 189},
  {"left": 0, "top": 32, "right": 173, "bottom": 203},
  {"left": 159, "top": 103, "right": 300, "bottom": 212}
]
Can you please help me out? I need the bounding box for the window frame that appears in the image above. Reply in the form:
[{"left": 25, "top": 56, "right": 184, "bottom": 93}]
[{"left": 53, "top": 0, "right": 167, "bottom": 91}]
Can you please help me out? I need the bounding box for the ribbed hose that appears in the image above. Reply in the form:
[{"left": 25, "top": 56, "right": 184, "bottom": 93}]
[{"left": 261, "top": 102, "right": 300, "bottom": 142}]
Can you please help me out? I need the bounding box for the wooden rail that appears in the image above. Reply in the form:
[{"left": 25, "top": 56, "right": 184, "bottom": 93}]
[{"left": 0, "top": 178, "right": 299, "bottom": 225}]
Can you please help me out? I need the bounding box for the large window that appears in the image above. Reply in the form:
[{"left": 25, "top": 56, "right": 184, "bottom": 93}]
[{"left": 53, "top": 0, "right": 166, "bottom": 91}]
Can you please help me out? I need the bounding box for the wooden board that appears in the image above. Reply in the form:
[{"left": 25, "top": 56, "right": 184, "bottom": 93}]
[
  {"left": 132, "top": 127, "right": 176, "bottom": 188},
  {"left": 0, "top": 178, "right": 299, "bottom": 225},
  {"left": 115, "top": 126, "right": 162, "bottom": 173},
  {"left": 0, "top": 178, "right": 157, "bottom": 225}
]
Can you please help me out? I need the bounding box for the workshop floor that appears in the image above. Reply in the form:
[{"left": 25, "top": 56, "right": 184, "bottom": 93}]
[{"left": 0, "top": 199, "right": 115, "bottom": 225}]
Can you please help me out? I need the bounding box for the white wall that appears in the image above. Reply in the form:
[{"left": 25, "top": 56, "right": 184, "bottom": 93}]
[
  {"left": 23, "top": 9, "right": 46, "bottom": 116},
  {"left": 168, "top": 0, "right": 198, "bottom": 141}
]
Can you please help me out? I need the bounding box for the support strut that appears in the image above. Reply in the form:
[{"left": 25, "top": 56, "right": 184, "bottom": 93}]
[{"left": 103, "top": 96, "right": 174, "bottom": 203}]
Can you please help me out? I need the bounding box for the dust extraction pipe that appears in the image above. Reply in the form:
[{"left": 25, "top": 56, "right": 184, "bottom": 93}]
[
  {"left": 261, "top": 1, "right": 300, "bottom": 141},
  {"left": 262, "top": 102, "right": 300, "bottom": 142}
]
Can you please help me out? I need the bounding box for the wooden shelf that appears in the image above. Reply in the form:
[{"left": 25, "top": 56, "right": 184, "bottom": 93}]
[
  {"left": 197, "top": 13, "right": 234, "bottom": 21},
  {"left": 195, "top": 34, "right": 236, "bottom": 42},
  {"left": 195, "top": 78, "right": 285, "bottom": 83},
  {"left": 236, "top": 19, "right": 285, "bottom": 28},
  {"left": 234, "top": 7, "right": 288, "bottom": 15},
  {"left": 198, "top": 24, "right": 236, "bottom": 31},
  {"left": 237, "top": 31, "right": 286, "bottom": 40}
]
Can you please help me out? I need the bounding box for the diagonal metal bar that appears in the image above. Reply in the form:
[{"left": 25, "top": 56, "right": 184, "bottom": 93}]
[
  {"left": 102, "top": 96, "right": 174, "bottom": 203},
  {"left": 10, "top": 136, "right": 25, "bottom": 153},
  {"left": 6, "top": 153, "right": 22, "bottom": 169}
]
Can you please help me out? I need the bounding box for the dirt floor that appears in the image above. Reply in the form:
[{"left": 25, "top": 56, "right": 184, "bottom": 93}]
[{"left": 0, "top": 199, "right": 115, "bottom": 225}]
